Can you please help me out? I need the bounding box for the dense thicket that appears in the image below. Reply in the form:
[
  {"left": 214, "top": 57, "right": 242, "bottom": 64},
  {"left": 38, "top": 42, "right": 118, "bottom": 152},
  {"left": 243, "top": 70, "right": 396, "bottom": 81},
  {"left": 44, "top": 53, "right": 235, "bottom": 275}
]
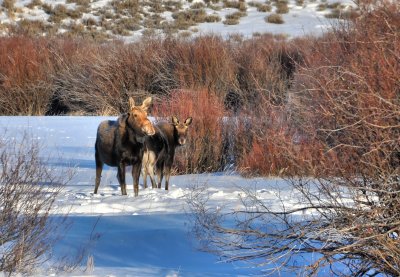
[{"left": 0, "top": 32, "right": 302, "bottom": 173}]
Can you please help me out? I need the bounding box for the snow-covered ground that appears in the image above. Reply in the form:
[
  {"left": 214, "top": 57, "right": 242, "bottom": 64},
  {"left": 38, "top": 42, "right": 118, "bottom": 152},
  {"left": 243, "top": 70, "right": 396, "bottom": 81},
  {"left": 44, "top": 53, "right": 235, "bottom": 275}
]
[{"left": 0, "top": 116, "right": 297, "bottom": 276}]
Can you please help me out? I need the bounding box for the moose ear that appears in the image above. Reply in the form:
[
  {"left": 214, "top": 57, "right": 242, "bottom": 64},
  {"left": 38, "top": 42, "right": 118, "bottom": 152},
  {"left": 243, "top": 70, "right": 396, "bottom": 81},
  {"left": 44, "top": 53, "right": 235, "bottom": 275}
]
[
  {"left": 172, "top": 116, "right": 179, "bottom": 126},
  {"left": 128, "top": 97, "right": 135, "bottom": 110},
  {"left": 184, "top": 117, "right": 192, "bottom": 126},
  {"left": 118, "top": 113, "right": 128, "bottom": 128},
  {"left": 141, "top": 97, "right": 152, "bottom": 112}
]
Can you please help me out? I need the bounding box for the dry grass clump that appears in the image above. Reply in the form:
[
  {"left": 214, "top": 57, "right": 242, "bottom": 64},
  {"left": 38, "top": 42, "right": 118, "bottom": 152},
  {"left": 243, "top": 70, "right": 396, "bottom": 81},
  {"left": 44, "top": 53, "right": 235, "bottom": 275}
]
[
  {"left": 67, "top": 0, "right": 91, "bottom": 6},
  {"left": 316, "top": 3, "right": 327, "bottom": 11},
  {"left": 163, "top": 0, "right": 182, "bottom": 12},
  {"left": 26, "top": 0, "right": 42, "bottom": 9},
  {"left": 223, "top": 11, "right": 247, "bottom": 25},
  {"left": 46, "top": 4, "right": 83, "bottom": 23},
  {"left": 143, "top": 14, "right": 164, "bottom": 29},
  {"left": 9, "top": 19, "right": 55, "bottom": 36},
  {"left": 205, "top": 13, "right": 221, "bottom": 22},
  {"left": 223, "top": 17, "right": 239, "bottom": 25},
  {"left": 1, "top": 0, "right": 15, "bottom": 11},
  {"left": 223, "top": 0, "right": 247, "bottom": 11},
  {"left": 266, "top": 13, "right": 284, "bottom": 24},
  {"left": 275, "top": 0, "right": 289, "bottom": 14},
  {"left": 258, "top": 4, "right": 272, "bottom": 12},
  {"left": 111, "top": 0, "right": 140, "bottom": 17},
  {"left": 190, "top": 2, "right": 206, "bottom": 9},
  {"left": 325, "top": 7, "right": 358, "bottom": 19},
  {"left": 172, "top": 8, "right": 208, "bottom": 29},
  {"left": 249, "top": 1, "right": 272, "bottom": 12}
]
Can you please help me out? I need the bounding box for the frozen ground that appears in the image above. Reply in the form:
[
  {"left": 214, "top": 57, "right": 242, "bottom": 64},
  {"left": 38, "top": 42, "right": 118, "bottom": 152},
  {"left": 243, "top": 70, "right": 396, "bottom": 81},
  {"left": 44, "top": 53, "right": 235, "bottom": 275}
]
[{"left": 0, "top": 116, "right": 299, "bottom": 276}]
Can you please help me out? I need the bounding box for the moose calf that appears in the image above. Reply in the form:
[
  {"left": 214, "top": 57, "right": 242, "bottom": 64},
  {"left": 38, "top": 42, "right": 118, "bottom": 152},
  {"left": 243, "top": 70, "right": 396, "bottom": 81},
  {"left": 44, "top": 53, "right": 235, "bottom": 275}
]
[
  {"left": 142, "top": 116, "right": 192, "bottom": 190},
  {"left": 94, "top": 97, "right": 155, "bottom": 196}
]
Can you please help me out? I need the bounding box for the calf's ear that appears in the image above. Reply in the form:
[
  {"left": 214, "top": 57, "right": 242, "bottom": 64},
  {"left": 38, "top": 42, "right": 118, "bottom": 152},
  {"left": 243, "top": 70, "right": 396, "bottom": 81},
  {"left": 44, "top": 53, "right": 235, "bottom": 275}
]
[
  {"left": 172, "top": 116, "right": 179, "bottom": 126},
  {"left": 141, "top": 97, "right": 152, "bottom": 112},
  {"left": 129, "top": 97, "right": 135, "bottom": 110},
  {"left": 184, "top": 117, "right": 192, "bottom": 126}
]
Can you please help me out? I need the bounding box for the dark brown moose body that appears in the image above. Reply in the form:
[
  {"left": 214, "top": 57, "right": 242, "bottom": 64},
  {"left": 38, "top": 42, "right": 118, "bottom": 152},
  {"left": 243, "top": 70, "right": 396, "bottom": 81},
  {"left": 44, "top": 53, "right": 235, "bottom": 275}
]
[
  {"left": 142, "top": 116, "right": 192, "bottom": 190},
  {"left": 94, "top": 97, "right": 155, "bottom": 196}
]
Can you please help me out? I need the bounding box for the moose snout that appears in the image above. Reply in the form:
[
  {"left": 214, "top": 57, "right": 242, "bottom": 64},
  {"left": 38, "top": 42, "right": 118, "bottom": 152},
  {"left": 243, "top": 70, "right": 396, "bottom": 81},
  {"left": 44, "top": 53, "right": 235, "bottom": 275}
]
[
  {"left": 142, "top": 123, "right": 155, "bottom": 136},
  {"left": 178, "top": 138, "right": 186, "bottom": 145}
]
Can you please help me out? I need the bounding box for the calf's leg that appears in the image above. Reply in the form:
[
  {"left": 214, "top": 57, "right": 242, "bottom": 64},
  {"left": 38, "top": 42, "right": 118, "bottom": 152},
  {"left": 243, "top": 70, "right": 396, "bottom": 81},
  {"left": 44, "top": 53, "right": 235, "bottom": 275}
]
[
  {"left": 164, "top": 164, "right": 172, "bottom": 191},
  {"left": 156, "top": 165, "right": 164, "bottom": 189}
]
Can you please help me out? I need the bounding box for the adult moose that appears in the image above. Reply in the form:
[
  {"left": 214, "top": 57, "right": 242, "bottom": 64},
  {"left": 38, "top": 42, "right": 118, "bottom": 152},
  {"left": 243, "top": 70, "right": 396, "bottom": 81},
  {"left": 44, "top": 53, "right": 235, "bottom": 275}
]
[
  {"left": 94, "top": 97, "right": 155, "bottom": 196},
  {"left": 142, "top": 116, "right": 192, "bottom": 190}
]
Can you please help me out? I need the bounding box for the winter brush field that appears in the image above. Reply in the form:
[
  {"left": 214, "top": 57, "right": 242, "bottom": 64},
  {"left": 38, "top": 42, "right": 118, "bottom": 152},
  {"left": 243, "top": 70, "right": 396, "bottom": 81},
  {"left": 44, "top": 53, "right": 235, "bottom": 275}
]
[{"left": 0, "top": 116, "right": 296, "bottom": 276}]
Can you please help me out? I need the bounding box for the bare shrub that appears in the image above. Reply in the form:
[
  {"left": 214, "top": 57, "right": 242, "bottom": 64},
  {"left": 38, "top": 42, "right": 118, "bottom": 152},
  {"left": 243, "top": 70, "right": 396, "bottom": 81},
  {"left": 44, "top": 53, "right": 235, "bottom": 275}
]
[
  {"left": 236, "top": 101, "right": 328, "bottom": 176},
  {"left": 0, "top": 37, "right": 55, "bottom": 115},
  {"left": 231, "top": 36, "right": 301, "bottom": 110},
  {"left": 0, "top": 136, "right": 70, "bottom": 274},
  {"left": 161, "top": 36, "right": 236, "bottom": 96},
  {"left": 153, "top": 89, "right": 229, "bottom": 173},
  {"left": 52, "top": 40, "right": 164, "bottom": 114},
  {"left": 188, "top": 1, "right": 400, "bottom": 275}
]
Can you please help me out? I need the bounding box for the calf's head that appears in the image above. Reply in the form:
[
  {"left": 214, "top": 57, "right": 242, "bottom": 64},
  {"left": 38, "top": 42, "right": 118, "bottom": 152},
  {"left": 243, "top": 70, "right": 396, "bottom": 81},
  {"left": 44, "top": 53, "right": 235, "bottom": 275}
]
[
  {"left": 172, "top": 116, "right": 192, "bottom": 145},
  {"left": 127, "top": 97, "right": 155, "bottom": 136}
]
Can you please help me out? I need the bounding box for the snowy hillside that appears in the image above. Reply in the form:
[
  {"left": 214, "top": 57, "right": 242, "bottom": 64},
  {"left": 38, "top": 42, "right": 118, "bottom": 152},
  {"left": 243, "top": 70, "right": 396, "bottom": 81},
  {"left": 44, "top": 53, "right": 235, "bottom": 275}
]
[{"left": 0, "top": 0, "right": 357, "bottom": 40}]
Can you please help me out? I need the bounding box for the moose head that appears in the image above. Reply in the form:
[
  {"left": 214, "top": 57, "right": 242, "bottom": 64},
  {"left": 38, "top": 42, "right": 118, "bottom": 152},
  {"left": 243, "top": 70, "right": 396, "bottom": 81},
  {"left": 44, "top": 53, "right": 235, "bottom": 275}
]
[
  {"left": 127, "top": 97, "right": 155, "bottom": 137},
  {"left": 172, "top": 116, "right": 192, "bottom": 146}
]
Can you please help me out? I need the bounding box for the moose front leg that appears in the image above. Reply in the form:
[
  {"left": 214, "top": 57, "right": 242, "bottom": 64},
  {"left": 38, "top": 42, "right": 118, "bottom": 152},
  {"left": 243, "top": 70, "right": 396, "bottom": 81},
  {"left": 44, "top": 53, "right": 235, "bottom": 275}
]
[
  {"left": 94, "top": 151, "right": 103, "bottom": 194},
  {"left": 132, "top": 162, "right": 142, "bottom": 197},
  {"left": 117, "top": 163, "right": 127, "bottom": 195}
]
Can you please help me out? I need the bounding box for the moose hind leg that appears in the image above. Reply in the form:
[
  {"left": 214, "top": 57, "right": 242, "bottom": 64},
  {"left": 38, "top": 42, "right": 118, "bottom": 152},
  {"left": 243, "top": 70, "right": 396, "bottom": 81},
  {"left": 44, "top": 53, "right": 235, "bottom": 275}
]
[{"left": 117, "top": 163, "right": 127, "bottom": 195}]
